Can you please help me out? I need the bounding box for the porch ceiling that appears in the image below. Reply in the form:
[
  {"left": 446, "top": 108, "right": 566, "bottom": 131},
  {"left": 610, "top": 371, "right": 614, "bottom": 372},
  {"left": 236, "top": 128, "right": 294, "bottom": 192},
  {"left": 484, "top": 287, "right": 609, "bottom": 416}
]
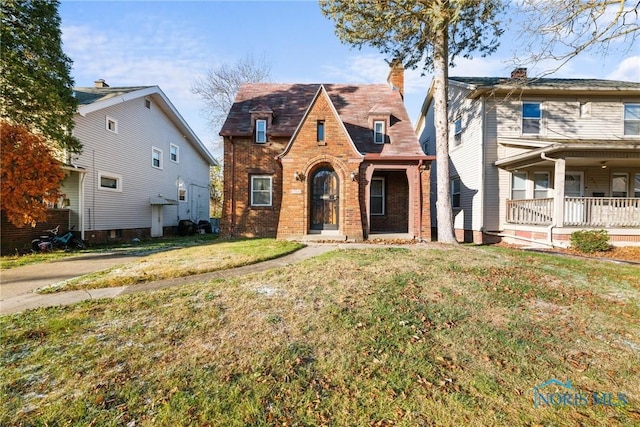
[{"left": 495, "top": 141, "right": 640, "bottom": 170}]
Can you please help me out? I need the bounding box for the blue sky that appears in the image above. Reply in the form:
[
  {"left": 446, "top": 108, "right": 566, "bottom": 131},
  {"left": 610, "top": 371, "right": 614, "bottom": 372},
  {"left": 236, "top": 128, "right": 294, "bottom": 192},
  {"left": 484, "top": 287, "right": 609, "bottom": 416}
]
[{"left": 59, "top": 1, "right": 640, "bottom": 158}]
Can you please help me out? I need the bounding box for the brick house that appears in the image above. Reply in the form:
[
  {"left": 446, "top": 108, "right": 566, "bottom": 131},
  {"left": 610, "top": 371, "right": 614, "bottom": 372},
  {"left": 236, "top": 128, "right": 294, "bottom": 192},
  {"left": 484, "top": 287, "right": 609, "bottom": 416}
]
[{"left": 219, "top": 64, "right": 434, "bottom": 241}]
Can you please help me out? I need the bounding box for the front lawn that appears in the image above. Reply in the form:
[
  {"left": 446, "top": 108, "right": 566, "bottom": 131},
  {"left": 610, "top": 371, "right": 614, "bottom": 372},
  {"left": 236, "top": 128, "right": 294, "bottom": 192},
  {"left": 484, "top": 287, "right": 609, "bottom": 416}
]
[{"left": 1, "top": 245, "right": 638, "bottom": 426}]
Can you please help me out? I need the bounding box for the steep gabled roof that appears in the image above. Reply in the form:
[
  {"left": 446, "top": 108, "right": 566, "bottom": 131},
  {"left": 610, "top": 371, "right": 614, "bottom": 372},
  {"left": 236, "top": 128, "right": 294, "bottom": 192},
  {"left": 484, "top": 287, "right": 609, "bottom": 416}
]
[
  {"left": 220, "top": 82, "right": 425, "bottom": 157},
  {"left": 73, "top": 85, "right": 217, "bottom": 166}
]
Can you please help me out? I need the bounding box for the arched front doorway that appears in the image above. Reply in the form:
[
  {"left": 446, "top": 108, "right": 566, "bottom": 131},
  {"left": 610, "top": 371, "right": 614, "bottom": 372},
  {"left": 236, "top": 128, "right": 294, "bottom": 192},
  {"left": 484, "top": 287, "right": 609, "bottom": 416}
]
[{"left": 310, "top": 167, "right": 339, "bottom": 230}]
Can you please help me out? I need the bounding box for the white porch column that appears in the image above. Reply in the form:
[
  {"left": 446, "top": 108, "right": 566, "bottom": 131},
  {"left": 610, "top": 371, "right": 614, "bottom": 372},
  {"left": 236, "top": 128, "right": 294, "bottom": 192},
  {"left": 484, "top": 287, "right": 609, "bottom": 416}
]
[{"left": 553, "top": 157, "right": 565, "bottom": 227}]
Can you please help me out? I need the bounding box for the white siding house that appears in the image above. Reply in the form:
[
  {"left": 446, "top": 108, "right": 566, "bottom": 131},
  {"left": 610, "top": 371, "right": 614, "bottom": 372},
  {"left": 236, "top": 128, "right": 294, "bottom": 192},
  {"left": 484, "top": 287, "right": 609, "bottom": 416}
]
[
  {"left": 416, "top": 69, "right": 640, "bottom": 247},
  {"left": 60, "top": 81, "right": 216, "bottom": 242}
]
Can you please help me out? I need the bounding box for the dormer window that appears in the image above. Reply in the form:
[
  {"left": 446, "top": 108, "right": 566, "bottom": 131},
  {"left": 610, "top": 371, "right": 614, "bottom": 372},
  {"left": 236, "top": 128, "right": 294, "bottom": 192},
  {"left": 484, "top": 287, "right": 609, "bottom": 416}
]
[
  {"left": 373, "top": 120, "right": 385, "bottom": 144},
  {"left": 256, "top": 119, "right": 267, "bottom": 143}
]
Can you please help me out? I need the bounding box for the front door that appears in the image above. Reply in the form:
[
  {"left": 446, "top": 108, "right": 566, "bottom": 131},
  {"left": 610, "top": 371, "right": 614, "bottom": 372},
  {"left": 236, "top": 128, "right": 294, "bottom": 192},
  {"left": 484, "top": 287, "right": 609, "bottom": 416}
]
[{"left": 310, "top": 168, "right": 339, "bottom": 230}]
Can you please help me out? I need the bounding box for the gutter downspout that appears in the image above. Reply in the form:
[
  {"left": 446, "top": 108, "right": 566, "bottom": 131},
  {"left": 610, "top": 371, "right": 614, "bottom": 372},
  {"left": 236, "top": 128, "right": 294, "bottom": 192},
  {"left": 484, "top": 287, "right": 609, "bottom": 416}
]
[
  {"left": 230, "top": 137, "right": 235, "bottom": 237},
  {"left": 540, "top": 152, "right": 557, "bottom": 246},
  {"left": 479, "top": 96, "right": 486, "bottom": 244},
  {"left": 418, "top": 159, "right": 423, "bottom": 241}
]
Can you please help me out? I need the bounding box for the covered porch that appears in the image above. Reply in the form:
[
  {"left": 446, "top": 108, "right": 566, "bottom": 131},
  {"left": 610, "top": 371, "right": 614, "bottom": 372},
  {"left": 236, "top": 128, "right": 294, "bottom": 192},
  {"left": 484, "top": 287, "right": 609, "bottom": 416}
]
[{"left": 496, "top": 142, "right": 640, "bottom": 246}]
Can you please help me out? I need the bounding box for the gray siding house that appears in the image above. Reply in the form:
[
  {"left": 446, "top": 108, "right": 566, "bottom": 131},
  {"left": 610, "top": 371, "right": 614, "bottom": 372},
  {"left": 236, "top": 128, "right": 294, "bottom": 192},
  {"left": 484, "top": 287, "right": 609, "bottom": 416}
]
[
  {"left": 416, "top": 69, "right": 640, "bottom": 247},
  {"left": 61, "top": 80, "right": 216, "bottom": 242}
]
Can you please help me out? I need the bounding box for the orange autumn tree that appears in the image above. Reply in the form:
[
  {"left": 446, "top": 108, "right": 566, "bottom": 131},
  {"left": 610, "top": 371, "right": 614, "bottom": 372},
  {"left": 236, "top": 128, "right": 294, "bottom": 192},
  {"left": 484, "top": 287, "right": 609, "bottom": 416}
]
[{"left": 1, "top": 120, "right": 65, "bottom": 227}]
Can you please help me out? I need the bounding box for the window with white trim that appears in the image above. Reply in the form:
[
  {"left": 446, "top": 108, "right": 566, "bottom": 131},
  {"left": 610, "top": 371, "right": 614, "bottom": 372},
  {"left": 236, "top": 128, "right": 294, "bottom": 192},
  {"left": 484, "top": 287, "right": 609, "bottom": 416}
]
[
  {"left": 453, "top": 116, "right": 462, "bottom": 147},
  {"left": 511, "top": 172, "right": 527, "bottom": 200},
  {"left": 533, "top": 172, "right": 550, "bottom": 199},
  {"left": 370, "top": 177, "right": 385, "bottom": 215},
  {"left": 624, "top": 103, "right": 640, "bottom": 136},
  {"left": 152, "top": 147, "right": 163, "bottom": 169},
  {"left": 451, "top": 177, "right": 461, "bottom": 208},
  {"left": 612, "top": 173, "right": 628, "bottom": 197},
  {"left": 106, "top": 116, "right": 118, "bottom": 133},
  {"left": 179, "top": 188, "right": 187, "bottom": 202},
  {"left": 522, "top": 102, "right": 541, "bottom": 134},
  {"left": 251, "top": 175, "right": 272, "bottom": 206},
  {"left": 634, "top": 173, "right": 640, "bottom": 197},
  {"left": 255, "top": 119, "right": 267, "bottom": 143},
  {"left": 373, "top": 120, "right": 385, "bottom": 144},
  {"left": 98, "top": 171, "right": 122, "bottom": 192},
  {"left": 170, "top": 144, "right": 179, "bottom": 163},
  {"left": 451, "top": 177, "right": 462, "bottom": 208}
]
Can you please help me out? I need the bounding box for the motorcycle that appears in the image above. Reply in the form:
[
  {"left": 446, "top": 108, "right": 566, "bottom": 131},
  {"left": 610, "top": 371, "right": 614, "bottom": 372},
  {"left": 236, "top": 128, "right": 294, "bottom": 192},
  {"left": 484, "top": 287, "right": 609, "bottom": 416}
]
[{"left": 31, "top": 225, "right": 86, "bottom": 252}]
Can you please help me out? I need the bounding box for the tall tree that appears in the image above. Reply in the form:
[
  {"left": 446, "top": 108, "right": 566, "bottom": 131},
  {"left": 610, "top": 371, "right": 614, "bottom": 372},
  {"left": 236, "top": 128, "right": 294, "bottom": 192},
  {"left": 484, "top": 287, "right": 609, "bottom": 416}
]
[
  {"left": 1, "top": 120, "right": 65, "bottom": 227},
  {"left": 515, "top": 0, "right": 639, "bottom": 76},
  {"left": 320, "top": 0, "right": 504, "bottom": 243},
  {"left": 192, "top": 54, "right": 271, "bottom": 133},
  {"left": 0, "top": 0, "right": 80, "bottom": 153}
]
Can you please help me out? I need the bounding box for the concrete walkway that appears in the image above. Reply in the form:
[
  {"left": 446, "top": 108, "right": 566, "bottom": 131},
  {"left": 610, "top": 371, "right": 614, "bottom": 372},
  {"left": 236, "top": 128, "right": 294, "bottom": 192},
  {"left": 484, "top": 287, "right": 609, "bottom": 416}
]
[{"left": 0, "top": 244, "right": 348, "bottom": 316}]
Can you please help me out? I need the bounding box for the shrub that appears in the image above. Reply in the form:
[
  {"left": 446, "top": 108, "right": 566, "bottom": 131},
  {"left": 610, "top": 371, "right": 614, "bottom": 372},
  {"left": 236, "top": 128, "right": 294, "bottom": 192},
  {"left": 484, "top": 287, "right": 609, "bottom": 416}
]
[{"left": 570, "top": 229, "right": 611, "bottom": 253}]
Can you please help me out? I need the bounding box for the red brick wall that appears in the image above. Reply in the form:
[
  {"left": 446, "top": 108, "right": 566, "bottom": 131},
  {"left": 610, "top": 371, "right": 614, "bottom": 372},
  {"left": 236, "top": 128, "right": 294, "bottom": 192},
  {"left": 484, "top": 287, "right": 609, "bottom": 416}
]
[
  {"left": 370, "top": 171, "right": 409, "bottom": 232},
  {"left": 221, "top": 135, "right": 286, "bottom": 238},
  {"left": 277, "top": 90, "right": 364, "bottom": 240},
  {"left": 1, "top": 209, "right": 70, "bottom": 255}
]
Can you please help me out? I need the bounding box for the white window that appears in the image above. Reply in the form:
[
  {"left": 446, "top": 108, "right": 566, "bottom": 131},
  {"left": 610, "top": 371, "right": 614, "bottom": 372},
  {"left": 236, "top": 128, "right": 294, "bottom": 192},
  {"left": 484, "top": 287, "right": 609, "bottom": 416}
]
[
  {"left": 533, "top": 172, "right": 550, "bottom": 199},
  {"left": 370, "top": 177, "right": 385, "bottom": 215},
  {"left": 106, "top": 116, "right": 118, "bottom": 133},
  {"left": 98, "top": 171, "right": 122, "bottom": 192},
  {"left": 451, "top": 177, "right": 461, "bottom": 208},
  {"left": 170, "top": 144, "right": 179, "bottom": 163},
  {"left": 624, "top": 103, "right": 640, "bottom": 136},
  {"left": 511, "top": 172, "right": 527, "bottom": 200},
  {"left": 251, "top": 175, "right": 272, "bottom": 206},
  {"left": 522, "top": 102, "right": 541, "bottom": 134},
  {"left": 373, "top": 120, "right": 385, "bottom": 144},
  {"left": 612, "top": 173, "right": 628, "bottom": 197},
  {"left": 178, "top": 188, "right": 187, "bottom": 202},
  {"left": 634, "top": 173, "right": 640, "bottom": 197},
  {"left": 579, "top": 102, "right": 591, "bottom": 118},
  {"left": 453, "top": 116, "right": 462, "bottom": 147},
  {"left": 152, "top": 147, "right": 163, "bottom": 169},
  {"left": 255, "top": 119, "right": 267, "bottom": 143}
]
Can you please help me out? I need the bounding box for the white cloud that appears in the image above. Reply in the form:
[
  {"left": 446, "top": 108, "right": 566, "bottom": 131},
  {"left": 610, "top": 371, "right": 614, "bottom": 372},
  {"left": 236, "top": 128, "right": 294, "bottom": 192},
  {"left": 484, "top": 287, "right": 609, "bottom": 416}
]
[{"left": 607, "top": 56, "right": 640, "bottom": 82}]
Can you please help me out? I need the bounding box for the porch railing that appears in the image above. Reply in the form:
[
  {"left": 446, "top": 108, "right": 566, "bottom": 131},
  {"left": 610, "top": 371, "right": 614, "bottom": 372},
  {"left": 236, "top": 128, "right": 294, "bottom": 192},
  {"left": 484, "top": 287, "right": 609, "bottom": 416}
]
[
  {"left": 564, "top": 197, "right": 640, "bottom": 227},
  {"left": 506, "top": 198, "right": 553, "bottom": 225},
  {"left": 506, "top": 197, "right": 640, "bottom": 227}
]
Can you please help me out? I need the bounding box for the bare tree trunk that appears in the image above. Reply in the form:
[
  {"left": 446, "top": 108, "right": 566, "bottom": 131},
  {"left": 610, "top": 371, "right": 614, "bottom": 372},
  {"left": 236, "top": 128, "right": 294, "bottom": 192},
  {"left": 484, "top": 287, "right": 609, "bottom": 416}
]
[{"left": 433, "top": 28, "right": 457, "bottom": 244}]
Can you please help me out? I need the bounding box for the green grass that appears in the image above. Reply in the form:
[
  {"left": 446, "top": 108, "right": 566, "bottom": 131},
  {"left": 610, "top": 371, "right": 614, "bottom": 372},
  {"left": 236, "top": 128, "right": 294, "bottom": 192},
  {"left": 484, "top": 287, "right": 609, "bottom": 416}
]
[
  {"left": 39, "top": 238, "right": 304, "bottom": 292},
  {"left": 1, "top": 245, "right": 639, "bottom": 426}
]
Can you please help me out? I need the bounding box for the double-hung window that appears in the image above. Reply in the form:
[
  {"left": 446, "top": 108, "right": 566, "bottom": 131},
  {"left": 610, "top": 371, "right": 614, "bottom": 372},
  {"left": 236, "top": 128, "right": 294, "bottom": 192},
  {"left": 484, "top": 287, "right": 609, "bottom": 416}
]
[
  {"left": 522, "top": 102, "right": 541, "bottom": 134},
  {"left": 373, "top": 120, "right": 385, "bottom": 144},
  {"left": 453, "top": 116, "right": 462, "bottom": 147},
  {"left": 251, "top": 175, "right": 272, "bottom": 206},
  {"left": 533, "top": 172, "right": 550, "bottom": 199},
  {"left": 255, "top": 119, "right": 267, "bottom": 143},
  {"left": 451, "top": 177, "right": 461, "bottom": 208},
  {"left": 370, "top": 178, "right": 385, "bottom": 215},
  {"left": 152, "top": 147, "right": 163, "bottom": 169},
  {"left": 612, "top": 173, "right": 628, "bottom": 197},
  {"left": 624, "top": 103, "right": 640, "bottom": 136},
  {"left": 170, "top": 144, "right": 179, "bottom": 163},
  {"left": 511, "top": 172, "right": 527, "bottom": 200}
]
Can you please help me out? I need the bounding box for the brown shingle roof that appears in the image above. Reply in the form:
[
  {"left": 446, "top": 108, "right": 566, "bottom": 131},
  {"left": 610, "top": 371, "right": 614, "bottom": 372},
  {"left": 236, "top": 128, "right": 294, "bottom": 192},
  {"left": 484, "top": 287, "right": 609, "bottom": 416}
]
[{"left": 220, "top": 83, "right": 424, "bottom": 157}]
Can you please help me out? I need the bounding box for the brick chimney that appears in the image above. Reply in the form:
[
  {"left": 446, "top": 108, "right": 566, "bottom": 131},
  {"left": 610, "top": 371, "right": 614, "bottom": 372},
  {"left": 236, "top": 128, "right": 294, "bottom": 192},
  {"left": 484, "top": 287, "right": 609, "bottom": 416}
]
[
  {"left": 510, "top": 68, "right": 527, "bottom": 79},
  {"left": 387, "top": 59, "right": 404, "bottom": 99},
  {"left": 94, "top": 79, "right": 110, "bottom": 88}
]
